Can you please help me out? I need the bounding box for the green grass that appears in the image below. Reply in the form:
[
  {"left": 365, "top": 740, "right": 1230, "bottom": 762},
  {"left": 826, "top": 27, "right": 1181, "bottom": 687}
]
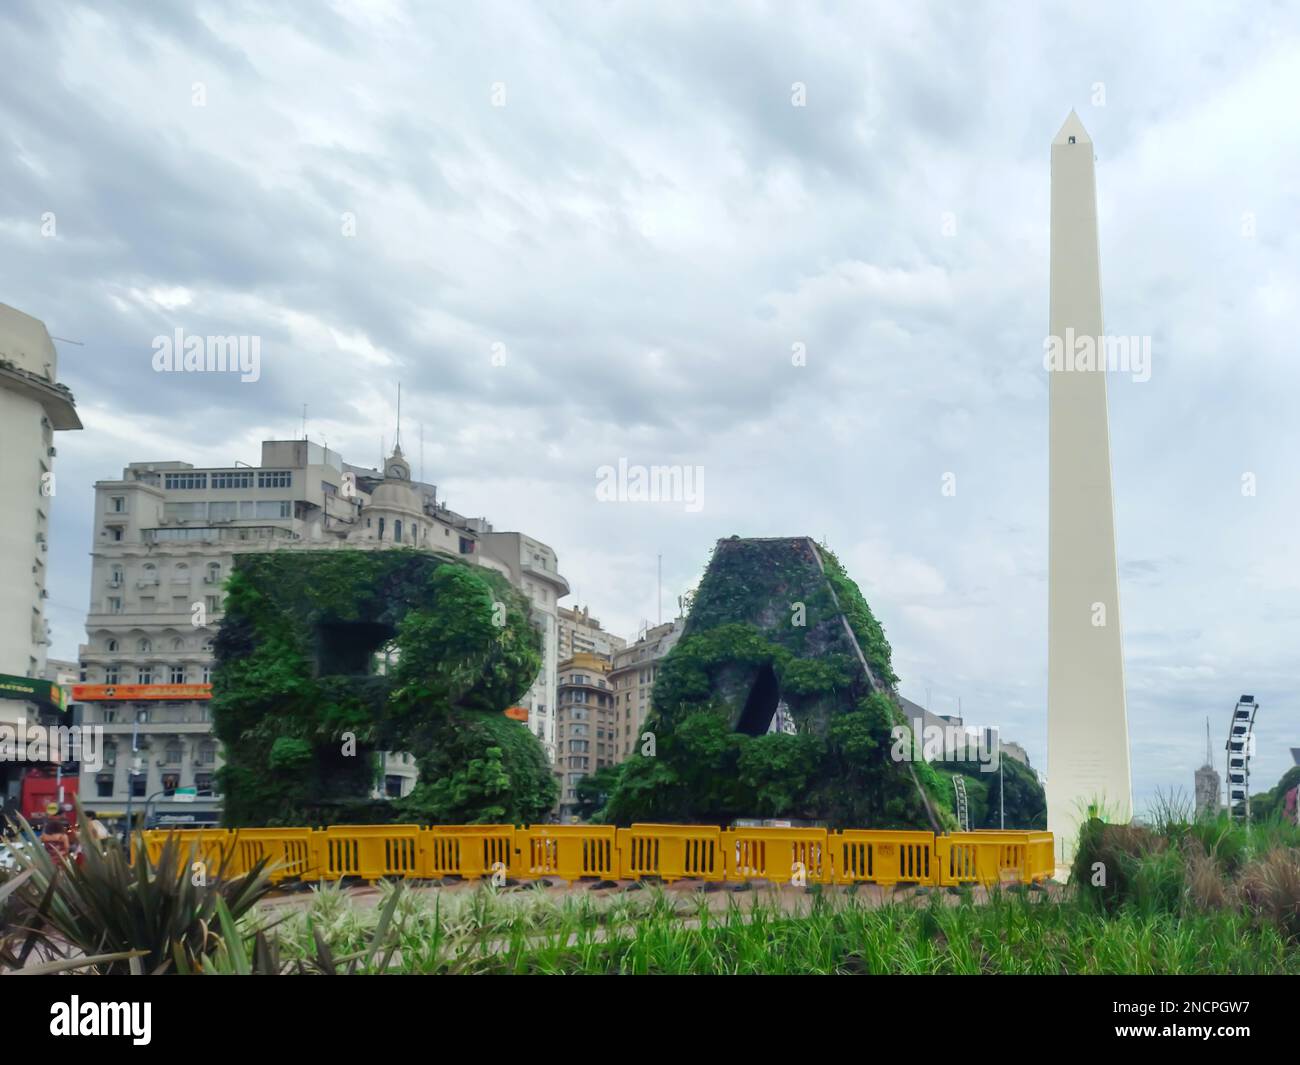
[{"left": 249, "top": 883, "right": 1299, "bottom": 975}]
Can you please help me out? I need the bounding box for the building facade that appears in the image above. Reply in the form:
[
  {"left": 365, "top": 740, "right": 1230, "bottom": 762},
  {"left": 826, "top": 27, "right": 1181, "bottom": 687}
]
[
  {"left": 609, "top": 620, "right": 684, "bottom": 761},
  {"left": 475, "top": 532, "right": 570, "bottom": 761},
  {"left": 554, "top": 651, "right": 617, "bottom": 820},
  {"left": 0, "top": 305, "right": 81, "bottom": 811},
  {"left": 557, "top": 606, "right": 627, "bottom": 661},
  {"left": 76, "top": 438, "right": 568, "bottom": 825}
]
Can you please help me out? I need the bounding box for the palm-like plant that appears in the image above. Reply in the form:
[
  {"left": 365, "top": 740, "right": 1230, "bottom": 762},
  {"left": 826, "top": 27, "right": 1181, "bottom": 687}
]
[{"left": 5, "top": 811, "right": 274, "bottom": 974}]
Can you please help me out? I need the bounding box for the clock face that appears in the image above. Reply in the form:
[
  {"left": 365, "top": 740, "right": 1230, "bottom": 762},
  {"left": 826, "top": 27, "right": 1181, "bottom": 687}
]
[{"left": 387, "top": 465, "right": 407, "bottom": 480}]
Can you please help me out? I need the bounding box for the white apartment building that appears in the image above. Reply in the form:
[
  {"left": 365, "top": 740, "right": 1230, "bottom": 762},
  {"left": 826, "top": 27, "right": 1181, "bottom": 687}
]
[
  {"left": 475, "top": 532, "right": 570, "bottom": 761},
  {"left": 0, "top": 305, "right": 82, "bottom": 810},
  {"left": 77, "top": 438, "right": 568, "bottom": 825}
]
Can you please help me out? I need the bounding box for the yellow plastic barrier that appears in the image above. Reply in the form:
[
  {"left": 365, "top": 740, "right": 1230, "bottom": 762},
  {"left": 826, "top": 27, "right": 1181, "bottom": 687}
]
[
  {"left": 138, "top": 829, "right": 238, "bottom": 873},
  {"left": 234, "top": 828, "right": 319, "bottom": 882},
  {"left": 830, "top": 830, "right": 935, "bottom": 885},
  {"left": 618, "top": 824, "right": 724, "bottom": 882},
  {"left": 938, "top": 831, "right": 1042, "bottom": 886},
  {"left": 724, "top": 827, "right": 829, "bottom": 884},
  {"left": 133, "top": 823, "right": 1052, "bottom": 887},
  {"left": 323, "top": 824, "right": 422, "bottom": 880},
  {"left": 422, "top": 825, "right": 514, "bottom": 879},
  {"left": 514, "top": 824, "right": 618, "bottom": 880},
  {"left": 1025, "top": 831, "right": 1055, "bottom": 882}
]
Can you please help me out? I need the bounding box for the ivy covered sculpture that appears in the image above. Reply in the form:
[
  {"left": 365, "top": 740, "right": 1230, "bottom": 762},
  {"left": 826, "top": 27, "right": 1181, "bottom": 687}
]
[
  {"left": 212, "top": 549, "right": 557, "bottom": 826},
  {"left": 600, "top": 536, "right": 1021, "bottom": 830}
]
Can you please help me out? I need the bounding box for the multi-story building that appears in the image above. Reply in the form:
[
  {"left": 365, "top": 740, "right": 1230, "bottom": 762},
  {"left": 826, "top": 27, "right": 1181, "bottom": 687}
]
[
  {"left": 0, "top": 305, "right": 82, "bottom": 809},
  {"left": 554, "top": 652, "right": 618, "bottom": 820},
  {"left": 609, "top": 619, "right": 684, "bottom": 761},
  {"left": 76, "top": 437, "right": 568, "bottom": 825},
  {"left": 557, "top": 606, "right": 626, "bottom": 661},
  {"left": 475, "top": 533, "right": 570, "bottom": 761}
]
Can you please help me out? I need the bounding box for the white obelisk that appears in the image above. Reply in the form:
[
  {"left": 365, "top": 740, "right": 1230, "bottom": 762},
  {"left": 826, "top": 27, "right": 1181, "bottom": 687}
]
[{"left": 1046, "top": 111, "right": 1132, "bottom": 861}]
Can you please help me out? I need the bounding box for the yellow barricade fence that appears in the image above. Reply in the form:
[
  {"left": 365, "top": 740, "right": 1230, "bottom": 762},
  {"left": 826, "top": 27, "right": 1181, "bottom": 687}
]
[
  {"left": 830, "top": 830, "right": 935, "bottom": 886},
  {"left": 724, "top": 827, "right": 829, "bottom": 884},
  {"left": 234, "top": 828, "right": 319, "bottom": 882},
  {"left": 938, "top": 831, "right": 1040, "bottom": 886},
  {"left": 137, "top": 828, "right": 236, "bottom": 871},
  {"left": 422, "top": 825, "right": 514, "bottom": 879},
  {"left": 1025, "top": 831, "right": 1055, "bottom": 882},
  {"left": 617, "top": 824, "right": 724, "bottom": 882},
  {"left": 134, "top": 824, "right": 1052, "bottom": 886},
  {"left": 514, "top": 824, "right": 618, "bottom": 880},
  {"left": 323, "top": 824, "right": 421, "bottom": 880}
]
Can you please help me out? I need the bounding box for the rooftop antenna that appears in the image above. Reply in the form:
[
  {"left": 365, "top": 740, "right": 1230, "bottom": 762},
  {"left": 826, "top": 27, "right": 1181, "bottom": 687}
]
[
  {"left": 1205, "top": 716, "right": 1212, "bottom": 766},
  {"left": 50, "top": 336, "right": 84, "bottom": 346},
  {"left": 394, "top": 383, "right": 402, "bottom": 452},
  {"left": 419, "top": 421, "right": 425, "bottom": 482},
  {"left": 301, "top": 403, "right": 307, "bottom": 441},
  {"left": 657, "top": 554, "right": 663, "bottom": 626}
]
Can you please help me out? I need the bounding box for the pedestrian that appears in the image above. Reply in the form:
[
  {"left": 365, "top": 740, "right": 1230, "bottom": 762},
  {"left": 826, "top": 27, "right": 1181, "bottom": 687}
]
[
  {"left": 40, "top": 817, "right": 70, "bottom": 861},
  {"left": 84, "top": 810, "right": 110, "bottom": 842}
]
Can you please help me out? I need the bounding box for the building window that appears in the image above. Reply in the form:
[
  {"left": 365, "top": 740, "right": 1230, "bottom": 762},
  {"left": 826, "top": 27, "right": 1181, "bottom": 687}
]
[
  {"left": 109, "top": 528, "right": 123, "bottom": 542},
  {"left": 201, "top": 664, "right": 211, "bottom": 684},
  {"left": 135, "top": 706, "right": 150, "bottom": 723},
  {"left": 196, "top": 741, "right": 217, "bottom": 765},
  {"left": 137, "top": 667, "right": 152, "bottom": 684},
  {"left": 195, "top": 772, "right": 214, "bottom": 794},
  {"left": 109, "top": 566, "right": 123, "bottom": 587},
  {"left": 102, "top": 707, "right": 117, "bottom": 724},
  {"left": 205, "top": 563, "right": 221, "bottom": 584},
  {"left": 164, "top": 472, "right": 208, "bottom": 490},
  {"left": 394, "top": 520, "right": 402, "bottom": 543},
  {"left": 211, "top": 471, "right": 253, "bottom": 489},
  {"left": 111, "top": 496, "right": 126, "bottom": 513},
  {"left": 108, "top": 597, "right": 122, "bottom": 614},
  {"left": 161, "top": 772, "right": 179, "bottom": 793},
  {"left": 96, "top": 774, "right": 114, "bottom": 798},
  {"left": 164, "top": 742, "right": 183, "bottom": 764},
  {"left": 105, "top": 666, "right": 119, "bottom": 685},
  {"left": 129, "top": 775, "right": 147, "bottom": 798},
  {"left": 257, "top": 470, "right": 292, "bottom": 488},
  {"left": 377, "top": 517, "right": 385, "bottom": 540},
  {"left": 206, "top": 595, "right": 221, "bottom": 615},
  {"left": 106, "top": 638, "right": 118, "bottom": 652},
  {"left": 254, "top": 500, "right": 292, "bottom": 518},
  {"left": 170, "top": 665, "right": 185, "bottom": 684}
]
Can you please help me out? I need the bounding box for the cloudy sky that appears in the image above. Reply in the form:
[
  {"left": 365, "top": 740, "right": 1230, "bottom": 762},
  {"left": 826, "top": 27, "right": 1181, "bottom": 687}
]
[{"left": 3, "top": 0, "right": 1298, "bottom": 809}]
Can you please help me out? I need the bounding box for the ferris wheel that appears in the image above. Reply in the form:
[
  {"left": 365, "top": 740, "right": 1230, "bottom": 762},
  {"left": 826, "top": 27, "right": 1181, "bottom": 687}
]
[{"left": 1224, "top": 695, "right": 1259, "bottom": 823}]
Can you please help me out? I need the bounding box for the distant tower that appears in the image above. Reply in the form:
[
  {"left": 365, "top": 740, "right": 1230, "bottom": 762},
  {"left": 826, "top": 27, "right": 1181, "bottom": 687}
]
[
  {"left": 1045, "top": 112, "right": 1133, "bottom": 860},
  {"left": 1194, "top": 717, "right": 1221, "bottom": 819}
]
